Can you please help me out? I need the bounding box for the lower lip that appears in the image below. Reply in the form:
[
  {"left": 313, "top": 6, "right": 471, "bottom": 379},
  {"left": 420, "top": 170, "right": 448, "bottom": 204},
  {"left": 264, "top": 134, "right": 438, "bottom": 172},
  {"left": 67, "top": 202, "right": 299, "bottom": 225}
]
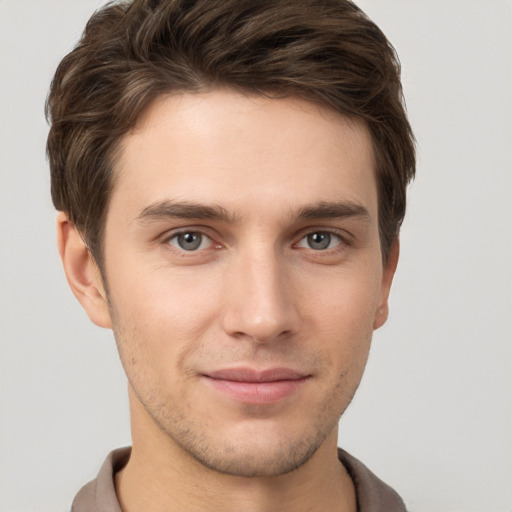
[{"left": 204, "top": 377, "right": 308, "bottom": 404}]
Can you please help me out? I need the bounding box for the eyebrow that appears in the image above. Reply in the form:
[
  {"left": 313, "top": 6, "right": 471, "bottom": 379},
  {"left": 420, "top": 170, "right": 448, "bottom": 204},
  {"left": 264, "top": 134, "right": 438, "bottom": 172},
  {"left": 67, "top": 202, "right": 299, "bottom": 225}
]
[
  {"left": 134, "top": 199, "right": 370, "bottom": 225},
  {"left": 296, "top": 201, "right": 371, "bottom": 223},
  {"left": 134, "top": 200, "right": 236, "bottom": 224}
]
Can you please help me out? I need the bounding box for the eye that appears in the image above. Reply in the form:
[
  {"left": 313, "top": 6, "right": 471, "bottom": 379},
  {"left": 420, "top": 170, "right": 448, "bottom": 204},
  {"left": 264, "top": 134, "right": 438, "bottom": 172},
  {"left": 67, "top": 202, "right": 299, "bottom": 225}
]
[
  {"left": 296, "top": 231, "right": 343, "bottom": 251},
  {"left": 167, "top": 231, "right": 213, "bottom": 251}
]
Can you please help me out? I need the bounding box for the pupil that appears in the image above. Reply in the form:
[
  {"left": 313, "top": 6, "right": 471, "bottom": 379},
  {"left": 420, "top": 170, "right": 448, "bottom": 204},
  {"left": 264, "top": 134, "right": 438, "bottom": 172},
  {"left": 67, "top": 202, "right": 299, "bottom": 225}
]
[
  {"left": 308, "top": 232, "right": 331, "bottom": 250},
  {"left": 179, "top": 232, "right": 202, "bottom": 250}
]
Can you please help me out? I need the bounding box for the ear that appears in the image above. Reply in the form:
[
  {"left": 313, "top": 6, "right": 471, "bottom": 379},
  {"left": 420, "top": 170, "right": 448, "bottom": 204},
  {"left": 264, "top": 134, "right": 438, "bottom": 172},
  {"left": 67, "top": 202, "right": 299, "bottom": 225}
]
[
  {"left": 373, "top": 238, "right": 400, "bottom": 330},
  {"left": 57, "top": 212, "right": 112, "bottom": 329}
]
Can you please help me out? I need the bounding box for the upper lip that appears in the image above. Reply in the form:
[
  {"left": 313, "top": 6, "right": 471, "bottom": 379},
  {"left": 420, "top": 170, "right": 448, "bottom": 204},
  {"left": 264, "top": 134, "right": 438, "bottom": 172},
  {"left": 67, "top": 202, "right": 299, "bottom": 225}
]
[{"left": 204, "top": 367, "right": 308, "bottom": 383}]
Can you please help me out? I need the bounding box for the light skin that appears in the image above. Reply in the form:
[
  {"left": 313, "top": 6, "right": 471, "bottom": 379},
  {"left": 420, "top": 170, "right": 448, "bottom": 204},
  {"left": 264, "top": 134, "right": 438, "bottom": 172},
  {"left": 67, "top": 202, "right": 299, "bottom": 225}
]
[{"left": 58, "top": 89, "right": 398, "bottom": 512}]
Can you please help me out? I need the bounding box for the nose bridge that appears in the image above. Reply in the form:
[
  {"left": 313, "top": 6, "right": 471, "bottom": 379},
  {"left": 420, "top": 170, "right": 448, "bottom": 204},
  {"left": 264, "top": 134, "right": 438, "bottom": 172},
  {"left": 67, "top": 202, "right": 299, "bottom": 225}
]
[{"left": 222, "top": 242, "right": 299, "bottom": 342}]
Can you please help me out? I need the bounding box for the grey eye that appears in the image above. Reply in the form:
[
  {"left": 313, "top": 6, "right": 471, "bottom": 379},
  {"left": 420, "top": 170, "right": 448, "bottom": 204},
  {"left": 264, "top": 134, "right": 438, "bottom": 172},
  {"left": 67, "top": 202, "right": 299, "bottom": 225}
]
[
  {"left": 296, "top": 231, "right": 344, "bottom": 251},
  {"left": 170, "top": 232, "right": 207, "bottom": 251},
  {"left": 307, "top": 232, "right": 332, "bottom": 250}
]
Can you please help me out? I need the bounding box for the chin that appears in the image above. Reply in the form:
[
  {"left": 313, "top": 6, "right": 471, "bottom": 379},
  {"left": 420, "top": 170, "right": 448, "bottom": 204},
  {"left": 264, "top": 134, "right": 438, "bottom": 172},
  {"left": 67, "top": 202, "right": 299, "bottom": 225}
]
[
  {"left": 185, "top": 439, "right": 322, "bottom": 478},
  {"left": 168, "top": 418, "right": 335, "bottom": 478}
]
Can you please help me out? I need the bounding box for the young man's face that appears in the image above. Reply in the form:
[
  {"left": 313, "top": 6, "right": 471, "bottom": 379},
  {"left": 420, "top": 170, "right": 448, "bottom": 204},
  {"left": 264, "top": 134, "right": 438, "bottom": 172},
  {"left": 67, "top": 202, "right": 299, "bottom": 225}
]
[{"left": 73, "top": 90, "right": 396, "bottom": 477}]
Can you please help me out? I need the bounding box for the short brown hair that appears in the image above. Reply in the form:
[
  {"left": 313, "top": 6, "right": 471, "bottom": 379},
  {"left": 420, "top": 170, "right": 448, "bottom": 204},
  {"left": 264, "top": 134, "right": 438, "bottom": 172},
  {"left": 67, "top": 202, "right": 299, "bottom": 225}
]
[{"left": 46, "top": 0, "right": 415, "bottom": 267}]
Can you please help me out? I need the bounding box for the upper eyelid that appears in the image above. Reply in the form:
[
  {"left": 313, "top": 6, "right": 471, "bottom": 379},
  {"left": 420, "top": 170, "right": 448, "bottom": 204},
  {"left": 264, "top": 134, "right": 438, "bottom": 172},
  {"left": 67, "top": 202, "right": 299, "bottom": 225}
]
[
  {"left": 162, "top": 226, "right": 216, "bottom": 242},
  {"left": 295, "top": 230, "right": 345, "bottom": 247},
  {"left": 166, "top": 230, "right": 212, "bottom": 240},
  {"left": 163, "top": 230, "right": 220, "bottom": 257},
  {"left": 294, "top": 226, "right": 352, "bottom": 243},
  {"left": 159, "top": 226, "right": 353, "bottom": 248}
]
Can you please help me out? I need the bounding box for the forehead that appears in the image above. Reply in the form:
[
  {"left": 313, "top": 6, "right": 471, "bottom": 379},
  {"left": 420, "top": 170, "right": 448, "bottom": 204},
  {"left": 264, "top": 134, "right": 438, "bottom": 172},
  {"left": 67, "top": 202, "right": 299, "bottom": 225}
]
[{"left": 111, "top": 89, "right": 377, "bottom": 222}]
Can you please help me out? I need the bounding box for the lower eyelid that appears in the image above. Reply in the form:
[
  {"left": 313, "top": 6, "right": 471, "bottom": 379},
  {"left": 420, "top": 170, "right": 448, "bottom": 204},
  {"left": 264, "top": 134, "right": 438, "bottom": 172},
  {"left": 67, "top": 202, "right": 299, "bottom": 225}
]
[
  {"left": 295, "top": 231, "right": 346, "bottom": 249},
  {"left": 166, "top": 231, "right": 213, "bottom": 250}
]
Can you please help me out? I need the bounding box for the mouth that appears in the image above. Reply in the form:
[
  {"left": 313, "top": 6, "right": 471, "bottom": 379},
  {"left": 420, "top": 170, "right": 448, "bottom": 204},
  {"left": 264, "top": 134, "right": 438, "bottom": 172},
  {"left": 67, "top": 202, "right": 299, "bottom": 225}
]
[{"left": 201, "top": 367, "right": 310, "bottom": 404}]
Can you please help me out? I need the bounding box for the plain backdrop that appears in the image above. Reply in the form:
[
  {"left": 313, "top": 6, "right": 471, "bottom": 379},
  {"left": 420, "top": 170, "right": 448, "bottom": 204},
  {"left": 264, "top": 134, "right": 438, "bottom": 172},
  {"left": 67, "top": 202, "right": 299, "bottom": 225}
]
[{"left": 1, "top": 1, "right": 511, "bottom": 511}]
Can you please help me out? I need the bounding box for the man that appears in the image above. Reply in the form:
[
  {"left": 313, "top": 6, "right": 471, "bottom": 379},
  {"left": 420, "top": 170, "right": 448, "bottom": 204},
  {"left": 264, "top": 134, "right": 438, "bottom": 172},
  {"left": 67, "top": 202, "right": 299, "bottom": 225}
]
[{"left": 46, "top": 0, "right": 415, "bottom": 510}]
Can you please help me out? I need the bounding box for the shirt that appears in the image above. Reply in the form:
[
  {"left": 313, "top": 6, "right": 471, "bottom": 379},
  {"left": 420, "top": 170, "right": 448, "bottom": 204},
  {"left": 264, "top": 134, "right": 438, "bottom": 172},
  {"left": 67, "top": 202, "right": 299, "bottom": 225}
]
[{"left": 71, "top": 447, "right": 406, "bottom": 512}]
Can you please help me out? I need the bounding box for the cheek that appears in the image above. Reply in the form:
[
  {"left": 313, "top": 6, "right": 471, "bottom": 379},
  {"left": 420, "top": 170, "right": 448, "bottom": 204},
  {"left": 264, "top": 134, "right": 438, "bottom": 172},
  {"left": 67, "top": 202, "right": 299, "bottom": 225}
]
[
  {"left": 304, "top": 266, "right": 382, "bottom": 368},
  {"left": 107, "top": 264, "right": 224, "bottom": 374},
  {"left": 110, "top": 259, "right": 222, "bottom": 324},
  {"left": 309, "top": 263, "right": 382, "bottom": 329}
]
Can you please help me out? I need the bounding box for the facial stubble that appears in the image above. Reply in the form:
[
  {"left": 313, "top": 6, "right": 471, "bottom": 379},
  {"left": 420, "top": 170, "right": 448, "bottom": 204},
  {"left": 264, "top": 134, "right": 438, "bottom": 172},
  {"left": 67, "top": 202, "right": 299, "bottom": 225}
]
[{"left": 110, "top": 305, "right": 370, "bottom": 479}]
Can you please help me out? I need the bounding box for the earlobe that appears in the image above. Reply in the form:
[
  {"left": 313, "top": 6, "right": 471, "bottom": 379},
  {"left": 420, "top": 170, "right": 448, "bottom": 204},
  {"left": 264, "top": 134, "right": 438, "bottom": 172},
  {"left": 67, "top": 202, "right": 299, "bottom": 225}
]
[
  {"left": 57, "top": 212, "right": 112, "bottom": 329},
  {"left": 373, "top": 238, "right": 400, "bottom": 330}
]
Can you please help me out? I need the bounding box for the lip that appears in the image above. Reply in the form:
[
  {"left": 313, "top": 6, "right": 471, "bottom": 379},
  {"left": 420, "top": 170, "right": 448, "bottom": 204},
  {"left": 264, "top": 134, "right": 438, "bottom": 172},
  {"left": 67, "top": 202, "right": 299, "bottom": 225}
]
[{"left": 201, "top": 367, "right": 310, "bottom": 404}]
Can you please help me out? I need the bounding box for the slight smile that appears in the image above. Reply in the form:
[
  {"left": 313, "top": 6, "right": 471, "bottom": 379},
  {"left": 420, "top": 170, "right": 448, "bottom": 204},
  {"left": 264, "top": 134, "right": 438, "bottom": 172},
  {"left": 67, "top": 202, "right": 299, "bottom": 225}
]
[{"left": 202, "top": 367, "right": 311, "bottom": 405}]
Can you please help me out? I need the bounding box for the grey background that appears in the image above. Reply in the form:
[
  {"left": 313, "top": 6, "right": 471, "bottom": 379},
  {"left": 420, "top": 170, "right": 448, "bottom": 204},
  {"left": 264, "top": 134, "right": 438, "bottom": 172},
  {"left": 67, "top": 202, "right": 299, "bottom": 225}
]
[{"left": 1, "top": 1, "right": 511, "bottom": 511}]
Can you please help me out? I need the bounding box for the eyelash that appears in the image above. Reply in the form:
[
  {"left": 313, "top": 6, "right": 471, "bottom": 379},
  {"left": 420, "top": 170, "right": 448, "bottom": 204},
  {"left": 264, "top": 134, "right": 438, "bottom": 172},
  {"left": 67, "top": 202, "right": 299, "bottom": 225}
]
[
  {"left": 164, "top": 229, "right": 218, "bottom": 254},
  {"left": 297, "top": 230, "right": 349, "bottom": 251},
  {"left": 163, "top": 227, "right": 350, "bottom": 254}
]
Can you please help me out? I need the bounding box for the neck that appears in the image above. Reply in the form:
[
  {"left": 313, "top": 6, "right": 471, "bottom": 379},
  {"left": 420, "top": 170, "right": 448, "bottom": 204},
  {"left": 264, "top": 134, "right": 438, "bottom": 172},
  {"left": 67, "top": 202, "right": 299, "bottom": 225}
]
[{"left": 115, "top": 394, "right": 356, "bottom": 512}]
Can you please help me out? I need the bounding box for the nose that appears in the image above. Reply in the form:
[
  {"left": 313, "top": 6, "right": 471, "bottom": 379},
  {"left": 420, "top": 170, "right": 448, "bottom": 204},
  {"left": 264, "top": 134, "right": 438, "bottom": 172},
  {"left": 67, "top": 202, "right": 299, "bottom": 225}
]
[{"left": 221, "top": 248, "right": 301, "bottom": 344}]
